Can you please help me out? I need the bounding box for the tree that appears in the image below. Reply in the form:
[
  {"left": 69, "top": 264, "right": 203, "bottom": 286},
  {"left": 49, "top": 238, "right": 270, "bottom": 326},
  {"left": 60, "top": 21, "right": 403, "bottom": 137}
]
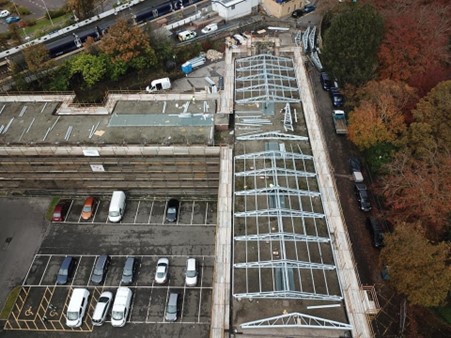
[
  {"left": 381, "top": 223, "right": 451, "bottom": 307},
  {"left": 406, "top": 80, "right": 451, "bottom": 156},
  {"left": 23, "top": 44, "right": 52, "bottom": 73},
  {"left": 98, "top": 19, "right": 156, "bottom": 67},
  {"left": 322, "top": 3, "right": 384, "bottom": 86},
  {"left": 379, "top": 151, "right": 451, "bottom": 237},
  {"left": 69, "top": 53, "right": 106, "bottom": 87},
  {"left": 67, "top": 0, "right": 99, "bottom": 20},
  {"left": 347, "top": 80, "right": 416, "bottom": 149}
]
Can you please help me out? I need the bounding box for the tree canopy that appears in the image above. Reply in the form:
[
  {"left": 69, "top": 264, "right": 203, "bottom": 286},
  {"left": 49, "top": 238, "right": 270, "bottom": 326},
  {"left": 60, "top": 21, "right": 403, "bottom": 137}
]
[
  {"left": 322, "top": 3, "right": 384, "bottom": 86},
  {"left": 347, "top": 79, "right": 416, "bottom": 150},
  {"left": 381, "top": 223, "right": 451, "bottom": 307},
  {"left": 69, "top": 53, "right": 107, "bottom": 87}
]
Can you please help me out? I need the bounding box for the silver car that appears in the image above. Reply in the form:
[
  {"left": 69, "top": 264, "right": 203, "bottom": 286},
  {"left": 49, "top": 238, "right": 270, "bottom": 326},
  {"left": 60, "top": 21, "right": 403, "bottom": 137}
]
[{"left": 155, "top": 258, "right": 169, "bottom": 284}]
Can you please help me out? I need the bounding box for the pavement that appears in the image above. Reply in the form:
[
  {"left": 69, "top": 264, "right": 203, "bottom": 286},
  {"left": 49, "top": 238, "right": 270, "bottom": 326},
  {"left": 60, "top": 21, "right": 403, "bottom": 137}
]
[{"left": 0, "top": 197, "right": 50, "bottom": 311}]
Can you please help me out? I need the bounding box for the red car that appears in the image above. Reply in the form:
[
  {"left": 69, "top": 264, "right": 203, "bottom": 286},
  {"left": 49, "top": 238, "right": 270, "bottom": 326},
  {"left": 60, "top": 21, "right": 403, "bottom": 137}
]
[
  {"left": 52, "top": 201, "right": 70, "bottom": 222},
  {"left": 81, "top": 196, "right": 97, "bottom": 220}
]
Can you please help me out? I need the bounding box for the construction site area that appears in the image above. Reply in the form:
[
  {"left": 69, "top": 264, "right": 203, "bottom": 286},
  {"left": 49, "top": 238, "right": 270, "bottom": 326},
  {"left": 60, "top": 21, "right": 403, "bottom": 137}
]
[{"left": 0, "top": 30, "right": 379, "bottom": 338}]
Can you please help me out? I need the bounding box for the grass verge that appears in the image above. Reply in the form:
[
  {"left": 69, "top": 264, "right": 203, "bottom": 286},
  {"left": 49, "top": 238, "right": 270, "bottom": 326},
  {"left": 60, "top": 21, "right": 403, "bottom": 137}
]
[
  {"left": 45, "top": 196, "right": 60, "bottom": 221},
  {"left": 0, "top": 286, "right": 21, "bottom": 320}
]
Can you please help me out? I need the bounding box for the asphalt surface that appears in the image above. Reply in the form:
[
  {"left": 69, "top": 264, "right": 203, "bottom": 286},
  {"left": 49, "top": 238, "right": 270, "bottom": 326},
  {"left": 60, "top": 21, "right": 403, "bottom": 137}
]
[{"left": 0, "top": 197, "right": 50, "bottom": 310}]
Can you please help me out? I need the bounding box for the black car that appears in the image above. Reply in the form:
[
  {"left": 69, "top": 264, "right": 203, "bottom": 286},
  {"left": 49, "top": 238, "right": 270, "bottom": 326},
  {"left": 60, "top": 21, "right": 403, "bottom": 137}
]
[
  {"left": 329, "top": 87, "right": 344, "bottom": 107},
  {"left": 349, "top": 157, "right": 362, "bottom": 173},
  {"left": 291, "top": 9, "right": 304, "bottom": 18},
  {"left": 91, "top": 255, "right": 111, "bottom": 285},
  {"left": 367, "top": 217, "right": 385, "bottom": 248},
  {"left": 166, "top": 198, "right": 179, "bottom": 223},
  {"left": 121, "top": 257, "right": 137, "bottom": 285},
  {"left": 320, "top": 72, "right": 333, "bottom": 91},
  {"left": 354, "top": 183, "right": 371, "bottom": 212},
  {"left": 303, "top": 4, "right": 316, "bottom": 13},
  {"left": 56, "top": 256, "right": 76, "bottom": 285}
]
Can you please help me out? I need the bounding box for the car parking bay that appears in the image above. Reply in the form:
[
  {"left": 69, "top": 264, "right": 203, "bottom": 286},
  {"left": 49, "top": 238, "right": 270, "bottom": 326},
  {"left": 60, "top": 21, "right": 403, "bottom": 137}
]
[{"left": 52, "top": 197, "right": 217, "bottom": 225}]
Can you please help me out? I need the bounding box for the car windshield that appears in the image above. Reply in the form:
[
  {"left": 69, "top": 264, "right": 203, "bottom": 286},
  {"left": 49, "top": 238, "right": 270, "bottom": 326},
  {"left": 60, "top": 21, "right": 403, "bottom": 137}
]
[
  {"left": 112, "top": 311, "right": 123, "bottom": 320},
  {"left": 123, "top": 268, "right": 132, "bottom": 277},
  {"left": 109, "top": 211, "right": 120, "bottom": 217},
  {"left": 59, "top": 268, "right": 68, "bottom": 275},
  {"left": 167, "top": 207, "right": 176, "bottom": 214},
  {"left": 82, "top": 205, "right": 91, "bottom": 212},
  {"left": 167, "top": 304, "right": 176, "bottom": 314},
  {"left": 67, "top": 311, "right": 78, "bottom": 320},
  {"left": 187, "top": 270, "right": 196, "bottom": 278},
  {"left": 53, "top": 212, "right": 61, "bottom": 217},
  {"left": 98, "top": 296, "right": 109, "bottom": 303}
]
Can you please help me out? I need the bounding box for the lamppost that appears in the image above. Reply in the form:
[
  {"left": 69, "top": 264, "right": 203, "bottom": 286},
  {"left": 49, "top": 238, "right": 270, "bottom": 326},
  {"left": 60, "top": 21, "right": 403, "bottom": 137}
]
[{"left": 41, "top": 0, "right": 54, "bottom": 26}]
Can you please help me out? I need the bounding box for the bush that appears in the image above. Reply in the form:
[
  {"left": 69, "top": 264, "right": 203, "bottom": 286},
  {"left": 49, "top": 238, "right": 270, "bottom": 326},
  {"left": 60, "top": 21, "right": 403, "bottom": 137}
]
[{"left": 48, "top": 6, "right": 69, "bottom": 18}]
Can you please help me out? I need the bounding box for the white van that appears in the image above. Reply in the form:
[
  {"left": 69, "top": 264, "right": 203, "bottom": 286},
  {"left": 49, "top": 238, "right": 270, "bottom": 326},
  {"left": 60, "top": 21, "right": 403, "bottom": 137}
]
[
  {"left": 111, "top": 287, "right": 133, "bottom": 327},
  {"left": 66, "top": 288, "right": 90, "bottom": 328},
  {"left": 108, "top": 191, "right": 126, "bottom": 223},
  {"left": 177, "top": 30, "right": 197, "bottom": 42},
  {"left": 185, "top": 258, "right": 198, "bottom": 286}
]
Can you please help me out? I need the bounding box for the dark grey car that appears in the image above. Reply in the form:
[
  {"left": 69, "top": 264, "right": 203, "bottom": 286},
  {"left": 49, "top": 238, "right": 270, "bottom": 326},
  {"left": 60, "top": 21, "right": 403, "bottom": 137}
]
[
  {"left": 165, "top": 292, "right": 178, "bottom": 322},
  {"left": 91, "top": 255, "right": 110, "bottom": 285},
  {"left": 121, "top": 257, "right": 137, "bottom": 285},
  {"left": 56, "top": 256, "right": 76, "bottom": 285}
]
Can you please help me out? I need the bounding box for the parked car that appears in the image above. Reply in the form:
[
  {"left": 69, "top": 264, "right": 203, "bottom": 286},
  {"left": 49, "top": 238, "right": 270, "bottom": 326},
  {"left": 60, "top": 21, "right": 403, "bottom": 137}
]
[
  {"left": 185, "top": 257, "right": 198, "bottom": 286},
  {"left": 81, "top": 196, "right": 97, "bottom": 220},
  {"left": 291, "top": 9, "right": 304, "bottom": 18},
  {"left": 91, "top": 255, "right": 111, "bottom": 285},
  {"left": 6, "top": 16, "right": 20, "bottom": 24},
  {"left": 303, "top": 4, "right": 316, "bottom": 13},
  {"left": 165, "top": 292, "right": 179, "bottom": 322},
  {"left": 201, "top": 23, "right": 218, "bottom": 34},
  {"left": 329, "top": 87, "right": 344, "bottom": 107},
  {"left": 56, "top": 256, "right": 76, "bottom": 285},
  {"left": 354, "top": 183, "right": 371, "bottom": 212},
  {"left": 155, "top": 257, "right": 169, "bottom": 284},
  {"left": 320, "top": 72, "right": 333, "bottom": 91},
  {"left": 121, "top": 257, "right": 137, "bottom": 285},
  {"left": 92, "top": 291, "right": 113, "bottom": 326},
  {"left": 0, "top": 10, "right": 10, "bottom": 18},
  {"left": 349, "top": 157, "right": 364, "bottom": 182},
  {"left": 166, "top": 198, "right": 179, "bottom": 223},
  {"left": 367, "top": 217, "right": 385, "bottom": 248},
  {"left": 52, "top": 200, "right": 70, "bottom": 222}
]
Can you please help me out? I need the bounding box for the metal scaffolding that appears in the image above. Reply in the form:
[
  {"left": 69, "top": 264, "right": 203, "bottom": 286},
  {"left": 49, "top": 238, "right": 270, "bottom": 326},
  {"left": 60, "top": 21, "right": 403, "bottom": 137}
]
[
  {"left": 232, "top": 52, "right": 350, "bottom": 333},
  {"left": 234, "top": 54, "right": 301, "bottom": 104}
]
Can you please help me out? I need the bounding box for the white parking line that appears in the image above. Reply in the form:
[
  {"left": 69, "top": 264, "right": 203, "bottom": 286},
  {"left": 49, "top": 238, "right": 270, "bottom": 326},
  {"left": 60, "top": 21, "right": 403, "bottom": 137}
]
[
  {"left": 64, "top": 200, "right": 75, "bottom": 223},
  {"left": 204, "top": 202, "right": 209, "bottom": 224},
  {"left": 198, "top": 258, "right": 205, "bottom": 323},
  {"left": 92, "top": 200, "right": 100, "bottom": 223},
  {"left": 162, "top": 200, "right": 168, "bottom": 224},
  {"left": 190, "top": 201, "right": 195, "bottom": 225},
  {"left": 145, "top": 280, "right": 155, "bottom": 323},
  {"left": 134, "top": 200, "right": 141, "bottom": 224},
  {"left": 22, "top": 254, "right": 38, "bottom": 286},
  {"left": 147, "top": 198, "right": 155, "bottom": 224},
  {"left": 163, "top": 287, "right": 170, "bottom": 323},
  {"left": 38, "top": 255, "right": 52, "bottom": 286},
  {"left": 87, "top": 255, "right": 97, "bottom": 286},
  {"left": 180, "top": 282, "right": 186, "bottom": 322},
  {"left": 71, "top": 256, "right": 81, "bottom": 287}
]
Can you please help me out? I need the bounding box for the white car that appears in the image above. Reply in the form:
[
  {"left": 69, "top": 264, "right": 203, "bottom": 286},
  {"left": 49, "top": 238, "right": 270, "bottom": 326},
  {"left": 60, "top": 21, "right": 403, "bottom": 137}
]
[
  {"left": 185, "top": 258, "right": 198, "bottom": 286},
  {"left": 201, "top": 23, "right": 218, "bottom": 34},
  {"left": 155, "top": 258, "right": 169, "bottom": 284},
  {"left": 92, "top": 291, "right": 113, "bottom": 326},
  {"left": 0, "top": 10, "right": 10, "bottom": 18}
]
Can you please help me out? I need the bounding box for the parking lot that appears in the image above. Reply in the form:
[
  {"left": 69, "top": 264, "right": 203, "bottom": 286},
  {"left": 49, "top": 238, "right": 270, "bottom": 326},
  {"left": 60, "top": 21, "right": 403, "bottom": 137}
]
[{"left": 3, "top": 197, "right": 217, "bottom": 337}]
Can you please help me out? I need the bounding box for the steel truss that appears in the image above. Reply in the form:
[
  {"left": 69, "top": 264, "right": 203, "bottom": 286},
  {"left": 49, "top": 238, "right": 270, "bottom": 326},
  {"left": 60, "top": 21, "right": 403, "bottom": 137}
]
[
  {"left": 234, "top": 259, "right": 335, "bottom": 270},
  {"left": 240, "top": 312, "right": 352, "bottom": 330},
  {"left": 234, "top": 150, "right": 313, "bottom": 160},
  {"left": 234, "top": 54, "right": 301, "bottom": 104},
  {"left": 234, "top": 232, "right": 330, "bottom": 243},
  {"left": 234, "top": 208, "right": 324, "bottom": 218},
  {"left": 235, "top": 186, "right": 320, "bottom": 197},
  {"left": 234, "top": 291, "right": 342, "bottom": 302},
  {"left": 235, "top": 167, "right": 316, "bottom": 178},
  {"left": 236, "top": 131, "right": 308, "bottom": 141}
]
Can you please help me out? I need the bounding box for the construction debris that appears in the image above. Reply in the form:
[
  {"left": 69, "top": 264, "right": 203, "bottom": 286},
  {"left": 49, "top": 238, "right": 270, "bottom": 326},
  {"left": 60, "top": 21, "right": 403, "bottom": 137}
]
[{"left": 206, "top": 49, "right": 224, "bottom": 61}]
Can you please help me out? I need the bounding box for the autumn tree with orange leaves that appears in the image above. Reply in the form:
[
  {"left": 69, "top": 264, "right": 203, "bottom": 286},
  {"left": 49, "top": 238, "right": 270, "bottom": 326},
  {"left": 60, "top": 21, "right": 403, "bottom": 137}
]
[
  {"left": 99, "top": 18, "right": 156, "bottom": 74},
  {"left": 347, "top": 79, "right": 416, "bottom": 150}
]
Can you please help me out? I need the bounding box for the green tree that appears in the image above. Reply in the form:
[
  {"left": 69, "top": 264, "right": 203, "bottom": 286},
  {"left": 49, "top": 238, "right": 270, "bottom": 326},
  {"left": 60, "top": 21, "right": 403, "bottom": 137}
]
[
  {"left": 381, "top": 224, "right": 451, "bottom": 307},
  {"left": 322, "top": 4, "right": 384, "bottom": 86},
  {"left": 404, "top": 80, "right": 451, "bottom": 158},
  {"left": 69, "top": 53, "right": 106, "bottom": 87}
]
